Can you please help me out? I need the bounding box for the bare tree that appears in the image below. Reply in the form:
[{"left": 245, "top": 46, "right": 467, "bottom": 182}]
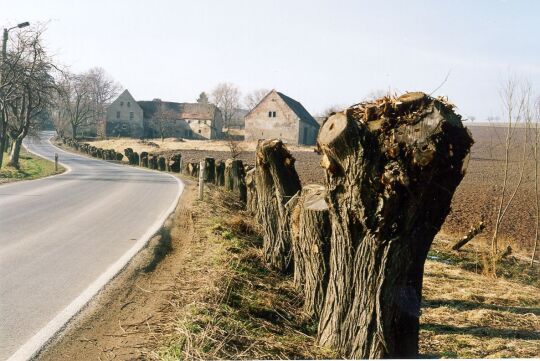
[
  {"left": 489, "top": 76, "right": 530, "bottom": 273},
  {"left": 85, "top": 67, "right": 121, "bottom": 137},
  {"left": 0, "top": 25, "right": 40, "bottom": 168},
  {"left": 55, "top": 72, "right": 94, "bottom": 139},
  {"left": 531, "top": 96, "right": 540, "bottom": 267},
  {"left": 211, "top": 82, "right": 240, "bottom": 133},
  {"left": 6, "top": 28, "right": 55, "bottom": 168},
  {"left": 152, "top": 100, "right": 176, "bottom": 142},
  {"left": 244, "top": 88, "right": 269, "bottom": 110}
]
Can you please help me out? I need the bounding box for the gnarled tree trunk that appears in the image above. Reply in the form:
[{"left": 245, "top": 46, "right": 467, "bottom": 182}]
[
  {"left": 291, "top": 184, "right": 331, "bottom": 319},
  {"left": 245, "top": 168, "right": 257, "bottom": 215},
  {"left": 215, "top": 160, "right": 225, "bottom": 186},
  {"left": 224, "top": 159, "right": 247, "bottom": 202},
  {"left": 204, "top": 157, "right": 215, "bottom": 182},
  {"left": 316, "top": 92, "right": 473, "bottom": 358},
  {"left": 255, "top": 139, "right": 302, "bottom": 272}
]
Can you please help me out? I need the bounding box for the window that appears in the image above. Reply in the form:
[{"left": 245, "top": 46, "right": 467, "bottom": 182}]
[
  {"left": 129, "top": 112, "right": 134, "bottom": 120},
  {"left": 198, "top": 120, "right": 201, "bottom": 124},
  {"left": 198, "top": 129, "right": 201, "bottom": 133},
  {"left": 121, "top": 124, "right": 128, "bottom": 130},
  {"left": 272, "top": 111, "right": 276, "bottom": 117},
  {"left": 116, "top": 111, "right": 120, "bottom": 119},
  {"left": 268, "top": 111, "right": 272, "bottom": 118},
  {"left": 127, "top": 102, "right": 131, "bottom": 107},
  {"left": 187, "top": 120, "right": 191, "bottom": 124},
  {"left": 120, "top": 101, "right": 124, "bottom": 107}
]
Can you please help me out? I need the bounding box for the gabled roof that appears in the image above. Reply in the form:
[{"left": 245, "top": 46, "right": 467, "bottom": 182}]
[
  {"left": 115, "top": 89, "right": 140, "bottom": 106},
  {"left": 137, "top": 100, "right": 219, "bottom": 120},
  {"left": 245, "top": 90, "right": 319, "bottom": 128},
  {"left": 276, "top": 91, "right": 319, "bottom": 128}
]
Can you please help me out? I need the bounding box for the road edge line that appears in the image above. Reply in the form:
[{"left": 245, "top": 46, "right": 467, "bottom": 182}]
[{"left": 7, "top": 140, "right": 184, "bottom": 361}]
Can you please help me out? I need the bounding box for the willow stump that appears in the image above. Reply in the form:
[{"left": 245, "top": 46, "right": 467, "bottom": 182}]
[
  {"left": 291, "top": 184, "right": 331, "bottom": 319},
  {"left": 224, "top": 159, "right": 247, "bottom": 202},
  {"left": 255, "top": 139, "right": 302, "bottom": 272},
  {"left": 169, "top": 154, "right": 182, "bottom": 173},
  {"left": 215, "top": 160, "right": 225, "bottom": 186},
  {"left": 316, "top": 92, "right": 473, "bottom": 358},
  {"left": 140, "top": 152, "right": 148, "bottom": 167},
  {"left": 245, "top": 168, "right": 257, "bottom": 215},
  {"left": 188, "top": 162, "right": 199, "bottom": 177},
  {"left": 204, "top": 157, "right": 216, "bottom": 182},
  {"left": 158, "top": 156, "right": 166, "bottom": 171}
]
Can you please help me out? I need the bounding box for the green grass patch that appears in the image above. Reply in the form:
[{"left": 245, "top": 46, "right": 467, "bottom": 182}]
[{"left": 0, "top": 150, "right": 64, "bottom": 184}]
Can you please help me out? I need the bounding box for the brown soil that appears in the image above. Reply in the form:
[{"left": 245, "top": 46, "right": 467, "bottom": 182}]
[{"left": 88, "top": 125, "right": 540, "bottom": 253}]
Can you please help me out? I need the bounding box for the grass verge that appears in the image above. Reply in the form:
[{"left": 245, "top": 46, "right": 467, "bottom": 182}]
[
  {"left": 153, "top": 187, "right": 335, "bottom": 360},
  {"left": 0, "top": 150, "right": 64, "bottom": 185}
]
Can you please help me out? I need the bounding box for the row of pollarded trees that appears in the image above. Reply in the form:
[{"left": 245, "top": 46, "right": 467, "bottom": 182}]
[
  {"left": 244, "top": 92, "right": 473, "bottom": 358},
  {"left": 59, "top": 92, "right": 474, "bottom": 358}
]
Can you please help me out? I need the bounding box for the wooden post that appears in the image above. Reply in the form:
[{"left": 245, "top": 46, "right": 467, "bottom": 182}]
[
  {"left": 198, "top": 160, "right": 205, "bottom": 200},
  {"left": 54, "top": 153, "right": 58, "bottom": 172}
]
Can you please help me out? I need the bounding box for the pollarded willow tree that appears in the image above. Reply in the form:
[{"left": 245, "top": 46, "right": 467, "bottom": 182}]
[
  {"left": 255, "top": 139, "right": 302, "bottom": 272},
  {"left": 316, "top": 92, "right": 473, "bottom": 358}
]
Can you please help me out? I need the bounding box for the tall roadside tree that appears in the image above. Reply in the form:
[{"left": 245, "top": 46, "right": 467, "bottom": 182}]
[
  {"left": 0, "top": 24, "right": 38, "bottom": 168},
  {"left": 56, "top": 72, "right": 94, "bottom": 139},
  {"left": 211, "top": 82, "right": 240, "bottom": 133},
  {"left": 6, "top": 27, "right": 56, "bottom": 168},
  {"left": 85, "top": 67, "right": 121, "bottom": 137}
]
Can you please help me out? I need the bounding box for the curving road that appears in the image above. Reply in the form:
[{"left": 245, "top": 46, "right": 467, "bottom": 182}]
[{"left": 0, "top": 132, "right": 183, "bottom": 360}]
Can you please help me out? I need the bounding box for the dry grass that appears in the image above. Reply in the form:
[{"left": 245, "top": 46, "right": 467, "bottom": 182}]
[
  {"left": 86, "top": 137, "right": 315, "bottom": 156},
  {"left": 151, "top": 188, "right": 335, "bottom": 360},
  {"left": 421, "top": 251, "right": 540, "bottom": 358}
]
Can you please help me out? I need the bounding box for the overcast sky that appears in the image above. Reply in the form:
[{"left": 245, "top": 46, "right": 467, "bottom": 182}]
[{"left": 2, "top": 0, "right": 539, "bottom": 119}]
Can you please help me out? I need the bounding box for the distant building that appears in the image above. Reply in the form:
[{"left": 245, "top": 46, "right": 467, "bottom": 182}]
[
  {"left": 138, "top": 100, "right": 223, "bottom": 139},
  {"left": 244, "top": 90, "right": 319, "bottom": 145},
  {"left": 104, "top": 90, "right": 144, "bottom": 137},
  {"left": 104, "top": 90, "right": 223, "bottom": 139}
]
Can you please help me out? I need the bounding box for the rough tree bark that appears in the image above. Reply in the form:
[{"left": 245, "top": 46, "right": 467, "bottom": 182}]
[
  {"left": 291, "top": 184, "right": 331, "bottom": 319},
  {"left": 215, "top": 160, "right": 225, "bottom": 186},
  {"left": 245, "top": 168, "right": 257, "bottom": 215},
  {"left": 224, "top": 159, "right": 247, "bottom": 202},
  {"left": 255, "top": 139, "right": 302, "bottom": 272},
  {"left": 140, "top": 152, "right": 148, "bottom": 167},
  {"left": 316, "top": 92, "right": 473, "bottom": 358},
  {"left": 204, "top": 157, "right": 215, "bottom": 182}
]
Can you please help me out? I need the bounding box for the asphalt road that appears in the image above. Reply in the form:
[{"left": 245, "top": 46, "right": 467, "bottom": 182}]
[{"left": 0, "top": 132, "right": 183, "bottom": 360}]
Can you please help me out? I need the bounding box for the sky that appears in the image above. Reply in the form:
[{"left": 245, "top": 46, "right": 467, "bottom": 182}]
[{"left": 1, "top": 0, "right": 539, "bottom": 120}]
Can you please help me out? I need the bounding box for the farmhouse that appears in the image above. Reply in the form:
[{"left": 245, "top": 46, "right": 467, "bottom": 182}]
[
  {"left": 244, "top": 90, "right": 319, "bottom": 145},
  {"left": 138, "top": 99, "right": 223, "bottom": 139},
  {"left": 104, "top": 90, "right": 223, "bottom": 139},
  {"left": 104, "top": 89, "right": 144, "bottom": 138}
]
